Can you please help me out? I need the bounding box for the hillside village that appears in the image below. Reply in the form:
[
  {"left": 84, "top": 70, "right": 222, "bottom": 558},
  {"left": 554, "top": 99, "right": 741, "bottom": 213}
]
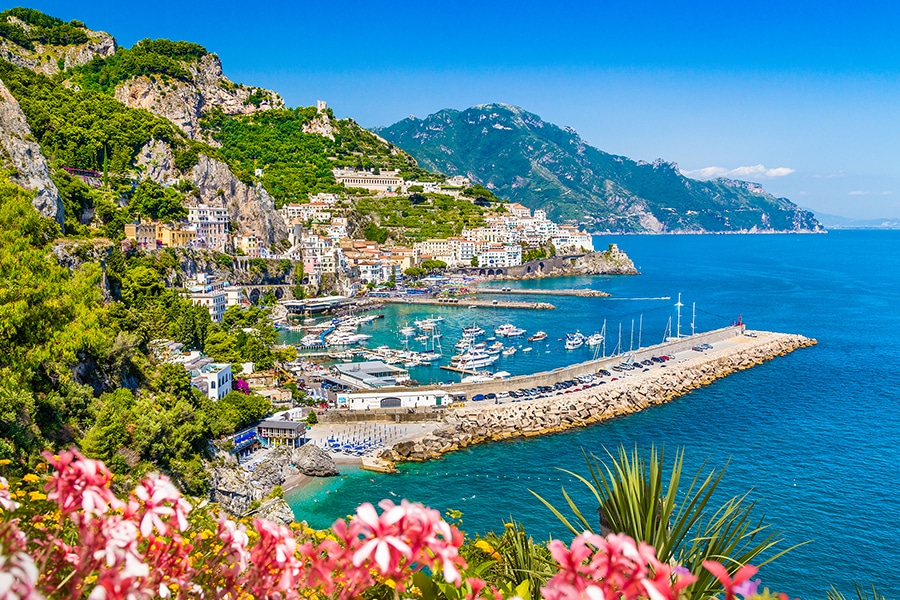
[{"left": 113, "top": 103, "right": 596, "bottom": 316}]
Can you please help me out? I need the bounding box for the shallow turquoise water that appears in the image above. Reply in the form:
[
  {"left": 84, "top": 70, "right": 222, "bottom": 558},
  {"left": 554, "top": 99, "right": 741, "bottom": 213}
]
[{"left": 286, "top": 231, "right": 900, "bottom": 598}]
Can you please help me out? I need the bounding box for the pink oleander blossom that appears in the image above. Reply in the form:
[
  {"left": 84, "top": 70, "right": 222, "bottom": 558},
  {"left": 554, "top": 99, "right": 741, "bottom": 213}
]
[
  {"left": 43, "top": 450, "right": 123, "bottom": 519},
  {"left": 0, "top": 478, "right": 17, "bottom": 513},
  {"left": 0, "top": 521, "right": 41, "bottom": 600},
  {"left": 129, "top": 473, "right": 191, "bottom": 538},
  {"left": 543, "top": 532, "right": 695, "bottom": 600},
  {"left": 350, "top": 499, "right": 466, "bottom": 587},
  {"left": 246, "top": 519, "right": 302, "bottom": 599},
  {"left": 351, "top": 501, "right": 412, "bottom": 574},
  {"left": 216, "top": 514, "right": 250, "bottom": 580},
  {"left": 703, "top": 561, "right": 759, "bottom": 600}
]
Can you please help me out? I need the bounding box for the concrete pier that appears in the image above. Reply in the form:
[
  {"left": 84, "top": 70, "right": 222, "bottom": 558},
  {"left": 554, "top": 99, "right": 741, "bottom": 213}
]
[
  {"left": 383, "top": 297, "right": 555, "bottom": 310},
  {"left": 473, "top": 288, "right": 610, "bottom": 297}
]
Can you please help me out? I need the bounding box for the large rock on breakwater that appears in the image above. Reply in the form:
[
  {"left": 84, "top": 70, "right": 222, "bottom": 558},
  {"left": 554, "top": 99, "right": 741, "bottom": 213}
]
[
  {"left": 381, "top": 333, "right": 816, "bottom": 463},
  {"left": 292, "top": 444, "right": 339, "bottom": 477}
]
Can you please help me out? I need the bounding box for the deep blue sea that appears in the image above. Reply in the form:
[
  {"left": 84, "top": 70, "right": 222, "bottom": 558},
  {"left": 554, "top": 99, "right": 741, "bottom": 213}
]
[{"left": 285, "top": 231, "right": 900, "bottom": 598}]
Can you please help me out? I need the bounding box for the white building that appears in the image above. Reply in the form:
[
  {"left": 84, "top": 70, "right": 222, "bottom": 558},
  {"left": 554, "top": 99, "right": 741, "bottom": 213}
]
[
  {"left": 551, "top": 226, "right": 594, "bottom": 252},
  {"left": 190, "top": 290, "right": 226, "bottom": 322},
  {"left": 476, "top": 242, "right": 522, "bottom": 268},
  {"left": 335, "top": 389, "right": 450, "bottom": 410},
  {"left": 508, "top": 202, "right": 531, "bottom": 219},
  {"left": 187, "top": 205, "right": 231, "bottom": 251},
  {"left": 223, "top": 285, "right": 244, "bottom": 307},
  {"left": 192, "top": 363, "right": 233, "bottom": 400}
]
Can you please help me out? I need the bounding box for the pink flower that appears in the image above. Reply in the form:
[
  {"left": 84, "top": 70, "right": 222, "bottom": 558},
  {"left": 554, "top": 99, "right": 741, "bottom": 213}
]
[
  {"left": 703, "top": 561, "right": 759, "bottom": 600},
  {"left": 130, "top": 473, "right": 191, "bottom": 537},
  {"left": 216, "top": 514, "right": 250, "bottom": 579},
  {"left": 543, "top": 532, "right": 689, "bottom": 600},
  {"left": 351, "top": 501, "right": 412, "bottom": 574},
  {"left": 246, "top": 519, "right": 302, "bottom": 599},
  {"left": 0, "top": 478, "right": 17, "bottom": 513},
  {"left": 0, "top": 551, "right": 41, "bottom": 600},
  {"left": 43, "top": 450, "right": 123, "bottom": 518}
]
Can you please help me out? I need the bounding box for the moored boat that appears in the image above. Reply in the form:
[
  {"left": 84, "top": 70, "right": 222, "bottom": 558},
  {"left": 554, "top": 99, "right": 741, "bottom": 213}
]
[
  {"left": 528, "top": 331, "right": 548, "bottom": 342},
  {"left": 495, "top": 323, "right": 526, "bottom": 337},
  {"left": 565, "top": 331, "right": 585, "bottom": 350},
  {"left": 586, "top": 333, "right": 604, "bottom": 346}
]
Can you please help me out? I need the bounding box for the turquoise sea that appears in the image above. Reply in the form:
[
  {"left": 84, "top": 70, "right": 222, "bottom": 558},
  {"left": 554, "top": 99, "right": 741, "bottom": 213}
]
[{"left": 284, "top": 231, "right": 900, "bottom": 598}]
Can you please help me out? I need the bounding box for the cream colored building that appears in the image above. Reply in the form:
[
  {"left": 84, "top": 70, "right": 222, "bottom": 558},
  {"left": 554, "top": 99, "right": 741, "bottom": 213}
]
[{"left": 333, "top": 168, "right": 404, "bottom": 192}]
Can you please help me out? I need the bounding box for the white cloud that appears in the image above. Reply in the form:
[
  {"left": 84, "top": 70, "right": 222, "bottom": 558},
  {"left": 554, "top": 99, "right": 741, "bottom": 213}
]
[
  {"left": 682, "top": 164, "right": 796, "bottom": 180},
  {"left": 849, "top": 190, "right": 893, "bottom": 196}
]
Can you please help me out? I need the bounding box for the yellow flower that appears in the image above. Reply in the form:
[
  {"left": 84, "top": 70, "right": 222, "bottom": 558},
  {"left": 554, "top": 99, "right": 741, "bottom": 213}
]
[
  {"left": 28, "top": 492, "right": 46, "bottom": 502},
  {"left": 474, "top": 540, "right": 495, "bottom": 555},
  {"left": 384, "top": 579, "right": 397, "bottom": 590},
  {"left": 0, "top": 459, "right": 11, "bottom": 466},
  {"left": 22, "top": 474, "right": 39, "bottom": 484}
]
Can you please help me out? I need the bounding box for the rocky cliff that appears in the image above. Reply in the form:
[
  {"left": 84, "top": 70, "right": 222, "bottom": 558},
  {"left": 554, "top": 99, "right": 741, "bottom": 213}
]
[
  {"left": 0, "top": 79, "right": 63, "bottom": 226},
  {"left": 115, "top": 53, "right": 283, "bottom": 140},
  {"left": 495, "top": 244, "right": 638, "bottom": 280},
  {"left": 206, "top": 445, "right": 338, "bottom": 520},
  {"left": 136, "top": 140, "right": 288, "bottom": 245},
  {"left": 0, "top": 16, "right": 115, "bottom": 76}
]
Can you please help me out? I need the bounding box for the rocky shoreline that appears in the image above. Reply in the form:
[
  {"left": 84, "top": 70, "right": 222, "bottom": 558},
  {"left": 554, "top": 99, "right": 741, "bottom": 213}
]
[
  {"left": 206, "top": 443, "right": 339, "bottom": 523},
  {"left": 381, "top": 332, "right": 816, "bottom": 463}
]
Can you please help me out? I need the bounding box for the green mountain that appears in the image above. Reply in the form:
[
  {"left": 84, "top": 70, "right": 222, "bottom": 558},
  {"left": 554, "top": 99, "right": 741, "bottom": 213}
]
[{"left": 375, "top": 103, "right": 823, "bottom": 233}]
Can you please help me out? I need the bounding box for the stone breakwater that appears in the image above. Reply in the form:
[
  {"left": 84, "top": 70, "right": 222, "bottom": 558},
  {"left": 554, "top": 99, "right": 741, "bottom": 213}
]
[{"left": 381, "top": 332, "right": 816, "bottom": 463}]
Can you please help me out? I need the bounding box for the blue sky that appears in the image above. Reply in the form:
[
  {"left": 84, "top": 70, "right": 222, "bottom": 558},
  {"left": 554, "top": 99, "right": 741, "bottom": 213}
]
[{"left": 9, "top": 0, "right": 900, "bottom": 218}]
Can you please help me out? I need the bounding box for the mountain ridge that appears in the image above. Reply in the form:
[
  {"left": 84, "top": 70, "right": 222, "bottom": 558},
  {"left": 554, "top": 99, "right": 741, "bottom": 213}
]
[{"left": 375, "top": 103, "right": 823, "bottom": 233}]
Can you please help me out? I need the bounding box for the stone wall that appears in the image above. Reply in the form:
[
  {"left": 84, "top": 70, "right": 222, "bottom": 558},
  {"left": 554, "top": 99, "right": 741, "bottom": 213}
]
[{"left": 381, "top": 332, "right": 815, "bottom": 463}]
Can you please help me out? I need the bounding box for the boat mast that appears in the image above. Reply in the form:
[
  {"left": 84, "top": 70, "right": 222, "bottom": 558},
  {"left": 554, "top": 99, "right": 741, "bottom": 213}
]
[
  {"left": 662, "top": 316, "right": 672, "bottom": 343},
  {"left": 638, "top": 314, "right": 643, "bottom": 349},
  {"left": 630, "top": 319, "right": 634, "bottom": 352},
  {"left": 616, "top": 323, "right": 622, "bottom": 356},
  {"left": 691, "top": 302, "right": 696, "bottom": 336},
  {"left": 601, "top": 319, "right": 607, "bottom": 358},
  {"left": 675, "top": 293, "right": 683, "bottom": 338}
]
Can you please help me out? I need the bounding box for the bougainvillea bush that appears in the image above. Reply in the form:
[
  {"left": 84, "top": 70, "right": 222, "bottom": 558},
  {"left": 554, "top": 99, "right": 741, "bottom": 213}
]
[{"left": 0, "top": 449, "right": 781, "bottom": 600}]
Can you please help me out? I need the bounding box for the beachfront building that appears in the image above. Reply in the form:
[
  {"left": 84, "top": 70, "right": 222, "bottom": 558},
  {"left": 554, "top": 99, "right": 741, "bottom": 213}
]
[
  {"left": 256, "top": 419, "right": 306, "bottom": 448},
  {"left": 332, "top": 361, "right": 410, "bottom": 389},
  {"left": 335, "top": 389, "right": 451, "bottom": 410},
  {"left": 333, "top": 168, "right": 404, "bottom": 192},
  {"left": 187, "top": 205, "right": 231, "bottom": 251}
]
